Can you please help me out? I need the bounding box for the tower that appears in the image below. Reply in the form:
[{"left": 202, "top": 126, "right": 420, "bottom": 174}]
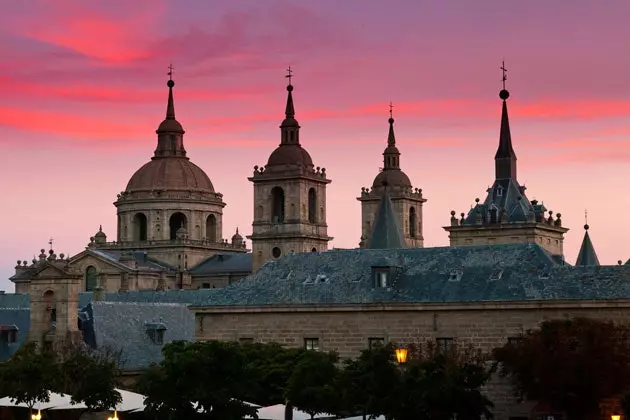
[
  {"left": 102, "top": 70, "right": 246, "bottom": 271},
  {"left": 358, "top": 107, "right": 426, "bottom": 248},
  {"left": 575, "top": 222, "right": 600, "bottom": 266},
  {"left": 248, "top": 69, "right": 332, "bottom": 271},
  {"left": 443, "top": 62, "right": 568, "bottom": 258}
]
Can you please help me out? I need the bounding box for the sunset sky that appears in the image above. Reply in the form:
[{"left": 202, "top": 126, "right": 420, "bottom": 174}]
[{"left": 2, "top": 0, "right": 630, "bottom": 289}]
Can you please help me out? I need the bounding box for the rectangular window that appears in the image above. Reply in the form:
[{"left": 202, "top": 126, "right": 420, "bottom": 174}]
[
  {"left": 436, "top": 337, "right": 454, "bottom": 354},
  {"left": 0, "top": 330, "right": 17, "bottom": 345},
  {"left": 304, "top": 338, "right": 320, "bottom": 351},
  {"left": 201, "top": 283, "right": 210, "bottom": 289},
  {"left": 373, "top": 268, "right": 389, "bottom": 288},
  {"left": 368, "top": 337, "right": 385, "bottom": 349},
  {"left": 507, "top": 336, "right": 523, "bottom": 345},
  {"left": 147, "top": 329, "right": 165, "bottom": 345}
]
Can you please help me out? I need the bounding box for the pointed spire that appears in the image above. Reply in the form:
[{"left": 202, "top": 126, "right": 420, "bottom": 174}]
[
  {"left": 280, "top": 66, "right": 300, "bottom": 145},
  {"left": 382, "top": 102, "right": 401, "bottom": 170},
  {"left": 367, "top": 183, "right": 405, "bottom": 249},
  {"left": 575, "top": 223, "right": 600, "bottom": 266},
  {"left": 154, "top": 65, "right": 186, "bottom": 158},
  {"left": 494, "top": 61, "right": 517, "bottom": 181}
]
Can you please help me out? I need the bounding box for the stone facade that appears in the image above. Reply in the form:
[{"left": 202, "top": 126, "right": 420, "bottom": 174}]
[{"left": 193, "top": 300, "right": 630, "bottom": 420}]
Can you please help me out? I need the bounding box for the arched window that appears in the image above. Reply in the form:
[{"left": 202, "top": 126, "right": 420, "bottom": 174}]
[
  {"left": 43, "top": 290, "right": 56, "bottom": 331},
  {"left": 409, "top": 207, "right": 416, "bottom": 238},
  {"left": 85, "top": 266, "right": 97, "bottom": 292},
  {"left": 132, "top": 213, "right": 148, "bottom": 241},
  {"left": 206, "top": 214, "right": 217, "bottom": 242},
  {"left": 271, "top": 187, "right": 285, "bottom": 223},
  {"left": 169, "top": 212, "right": 187, "bottom": 240},
  {"left": 308, "top": 188, "right": 317, "bottom": 223}
]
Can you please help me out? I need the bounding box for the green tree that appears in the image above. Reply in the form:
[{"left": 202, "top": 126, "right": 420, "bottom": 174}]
[
  {"left": 285, "top": 350, "right": 339, "bottom": 419},
  {"left": 494, "top": 317, "right": 630, "bottom": 420},
  {"left": 240, "top": 342, "right": 306, "bottom": 406},
  {"left": 0, "top": 342, "right": 59, "bottom": 411},
  {"left": 337, "top": 343, "right": 401, "bottom": 419},
  {"left": 55, "top": 343, "right": 122, "bottom": 411},
  {"left": 138, "top": 340, "right": 259, "bottom": 420}
]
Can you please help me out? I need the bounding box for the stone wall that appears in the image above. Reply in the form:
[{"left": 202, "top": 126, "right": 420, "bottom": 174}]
[{"left": 194, "top": 300, "right": 630, "bottom": 420}]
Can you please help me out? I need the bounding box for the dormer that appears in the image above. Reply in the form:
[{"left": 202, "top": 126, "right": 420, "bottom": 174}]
[
  {"left": 372, "top": 265, "right": 395, "bottom": 288},
  {"left": 145, "top": 321, "right": 167, "bottom": 345}
]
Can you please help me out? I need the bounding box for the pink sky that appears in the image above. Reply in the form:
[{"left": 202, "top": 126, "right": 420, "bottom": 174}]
[{"left": 2, "top": 0, "right": 630, "bottom": 289}]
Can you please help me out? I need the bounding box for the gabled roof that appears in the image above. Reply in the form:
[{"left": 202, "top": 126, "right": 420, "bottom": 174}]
[{"left": 190, "top": 253, "right": 252, "bottom": 275}]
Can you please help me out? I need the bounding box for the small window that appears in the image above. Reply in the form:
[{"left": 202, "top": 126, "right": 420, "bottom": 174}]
[
  {"left": 239, "top": 337, "right": 254, "bottom": 344},
  {"left": 497, "top": 187, "right": 503, "bottom": 197},
  {"left": 373, "top": 268, "right": 389, "bottom": 288},
  {"left": 368, "top": 337, "right": 385, "bottom": 349},
  {"left": 448, "top": 270, "right": 463, "bottom": 282},
  {"left": 201, "top": 283, "right": 210, "bottom": 289},
  {"left": 146, "top": 322, "right": 167, "bottom": 345},
  {"left": 0, "top": 328, "right": 18, "bottom": 345},
  {"left": 507, "top": 336, "right": 523, "bottom": 345},
  {"left": 304, "top": 338, "right": 320, "bottom": 351},
  {"left": 272, "top": 247, "right": 282, "bottom": 259},
  {"left": 436, "top": 337, "right": 454, "bottom": 354}
]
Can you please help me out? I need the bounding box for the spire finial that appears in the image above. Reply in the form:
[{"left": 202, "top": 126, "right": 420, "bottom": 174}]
[
  {"left": 49, "top": 238, "right": 54, "bottom": 251},
  {"left": 285, "top": 66, "right": 293, "bottom": 87},
  {"left": 165, "top": 64, "right": 176, "bottom": 119},
  {"left": 388, "top": 101, "right": 394, "bottom": 122},
  {"left": 584, "top": 209, "right": 589, "bottom": 230},
  {"left": 499, "top": 60, "right": 510, "bottom": 100},
  {"left": 167, "top": 63, "right": 174, "bottom": 82}
]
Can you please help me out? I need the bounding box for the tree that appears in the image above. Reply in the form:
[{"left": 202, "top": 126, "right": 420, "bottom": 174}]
[
  {"left": 285, "top": 350, "right": 339, "bottom": 419},
  {"left": 240, "top": 342, "right": 306, "bottom": 406},
  {"left": 393, "top": 342, "right": 494, "bottom": 420},
  {"left": 494, "top": 317, "right": 630, "bottom": 420},
  {"left": 138, "top": 340, "right": 259, "bottom": 420},
  {"left": 336, "top": 343, "right": 401, "bottom": 419},
  {"left": 0, "top": 342, "right": 59, "bottom": 411},
  {"left": 55, "top": 342, "right": 123, "bottom": 411}
]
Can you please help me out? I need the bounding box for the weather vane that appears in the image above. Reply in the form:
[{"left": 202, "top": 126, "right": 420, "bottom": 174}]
[
  {"left": 389, "top": 101, "right": 394, "bottom": 119},
  {"left": 49, "top": 238, "right": 54, "bottom": 251},
  {"left": 167, "top": 64, "right": 174, "bottom": 81},
  {"left": 585, "top": 209, "right": 588, "bottom": 225},
  {"left": 500, "top": 60, "right": 507, "bottom": 90},
  {"left": 285, "top": 66, "right": 293, "bottom": 85}
]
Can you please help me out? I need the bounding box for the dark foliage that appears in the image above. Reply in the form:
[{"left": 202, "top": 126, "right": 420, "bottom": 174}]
[{"left": 494, "top": 318, "right": 630, "bottom": 420}]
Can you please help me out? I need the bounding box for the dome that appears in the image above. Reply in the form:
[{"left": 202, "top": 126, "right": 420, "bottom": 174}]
[
  {"left": 372, "top": 169, "right": 412, "bottom": 189},
  {"left": 126, "top": 158, "right": 214, "bottom": 193},
  {"left": 266, "top": 145, "right": 313, "bottom": 168}
]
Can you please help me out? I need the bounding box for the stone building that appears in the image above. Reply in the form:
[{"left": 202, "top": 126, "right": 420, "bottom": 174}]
[
  {"left": 358, "top": 111, "right": 426, "bottom": 248},
  {"left": 444, "top": 85, "right": 568, "bottom": 258},
  {"left": 247, "top": 77, "right": 332, "bottom": 271}
]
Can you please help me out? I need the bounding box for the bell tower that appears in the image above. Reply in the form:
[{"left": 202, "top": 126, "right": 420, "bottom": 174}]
[{"left": 248, "top": 68, "right": 332, "bottom": 272}]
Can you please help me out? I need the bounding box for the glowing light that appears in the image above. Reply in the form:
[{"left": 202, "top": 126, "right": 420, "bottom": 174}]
[
  {"left": 611, "top": 415, "right": 621, "bottom": 420},
  {"left": 395, "top": 347, "right": 408, "bottom": 364},
  {"left": 107, "top": 410, "right": 119, "bottom": 420},
  {"left": 31, "top": 410, "right": 41, "bottom": 420}
]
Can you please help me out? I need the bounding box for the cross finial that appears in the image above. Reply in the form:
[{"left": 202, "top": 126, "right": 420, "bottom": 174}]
[
  {"left": 500, "top": 60, "right": 507, "bottom": 90},
  {"left": 49, "top": 238, "right": 54, "bottom": 251},
  {"left": 585, "top": 209, "right": 588, "bottom": 225},
  {"left": 285, "top": 66, "right": 293, "bottom": 85},
  {"left": 167, "top": 64, "right": 174, "bottom": 81},
  {"left": 389, "top": 101, "right": 394, "bottom": 119}
]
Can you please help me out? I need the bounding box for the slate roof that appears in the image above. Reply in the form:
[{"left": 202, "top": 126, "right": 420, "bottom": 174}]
[
  {"left": 88, "top": 249, "right": 176, "bottom": 271},
  {"left": 190, "top": 253, "right": 252, "bottom": 275},
  {"left": 79, "top": 301, "right": 194, "bottom": 370},
  {"left": 0, "top": 294, "right": 30, "bottom": 361},
  {"left": 367, "top": 191, "right": 404, "bottom": 249}
]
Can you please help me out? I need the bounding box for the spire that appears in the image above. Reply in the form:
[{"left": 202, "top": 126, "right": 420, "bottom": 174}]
[
  {"left": 367, "top": 183, "right": 405, "bottom": 249},
  {"left": 382, "top": 102, "right": 400, "bottom": 170},
  {"left": 154, "top": 65, "right": 186, "bottom": 158},
  {"left": 494, "top": 61, "right": 517, "bottom": 181},
  {"left": 575, "top": 223, "right": 600, "bottom": 266},
  {"left": 280, "top": 66, "right": 300, "bottom": 145}
]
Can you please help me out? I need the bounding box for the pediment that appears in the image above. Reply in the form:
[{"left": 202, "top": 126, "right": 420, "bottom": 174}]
[
  {"left": 70, "top": 249, "right": 131, "bottom": 272},
  {"left": 31, "top": 263, "right": 75, "bottom": 280}
]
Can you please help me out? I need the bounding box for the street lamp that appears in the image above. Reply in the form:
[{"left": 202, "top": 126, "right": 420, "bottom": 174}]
[
  {"left": 395, "top": 347, "right": 408, "bottom": 365},
  {"left": 611, "top": 415, "right": 621, "bottom": 420},
  {"left": 107, "top": 410, "right": 119, "bottom": 420},
  {"left": 31, "top": 409, "right": 41, "bottom": 420}
]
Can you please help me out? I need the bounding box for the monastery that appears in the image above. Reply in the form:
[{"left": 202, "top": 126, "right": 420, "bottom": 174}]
[{"left": 1, "top": 66, "right": 625, "bottom": 419}]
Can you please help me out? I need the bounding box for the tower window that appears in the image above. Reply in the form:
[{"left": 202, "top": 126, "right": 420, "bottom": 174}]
[
  {"left": 132, "top": 213, "right": 148, "bottom": 241},
  {"left": 169, "top": 212, "right": 187, "bottom": 240},
  {"left": 271, "top": 187, "right": 285, "bottom": 223},
  {"left": 205, "top": 214, "right": 217, "bottom": 242},
  {"left": 272, "top": 247, "right": 282, "bottom": 259},
  {"left": 304, "top": 338, "right": 320, "bottom": 351},
  {"left": 85, "top": 266, "right": 97, "bottom": 292},
  {"left": 308, "top": 188, "right": 317, "bottom": 223},
  {"left": 409, "top": 207, "right": 416, "bottom": 238}
]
